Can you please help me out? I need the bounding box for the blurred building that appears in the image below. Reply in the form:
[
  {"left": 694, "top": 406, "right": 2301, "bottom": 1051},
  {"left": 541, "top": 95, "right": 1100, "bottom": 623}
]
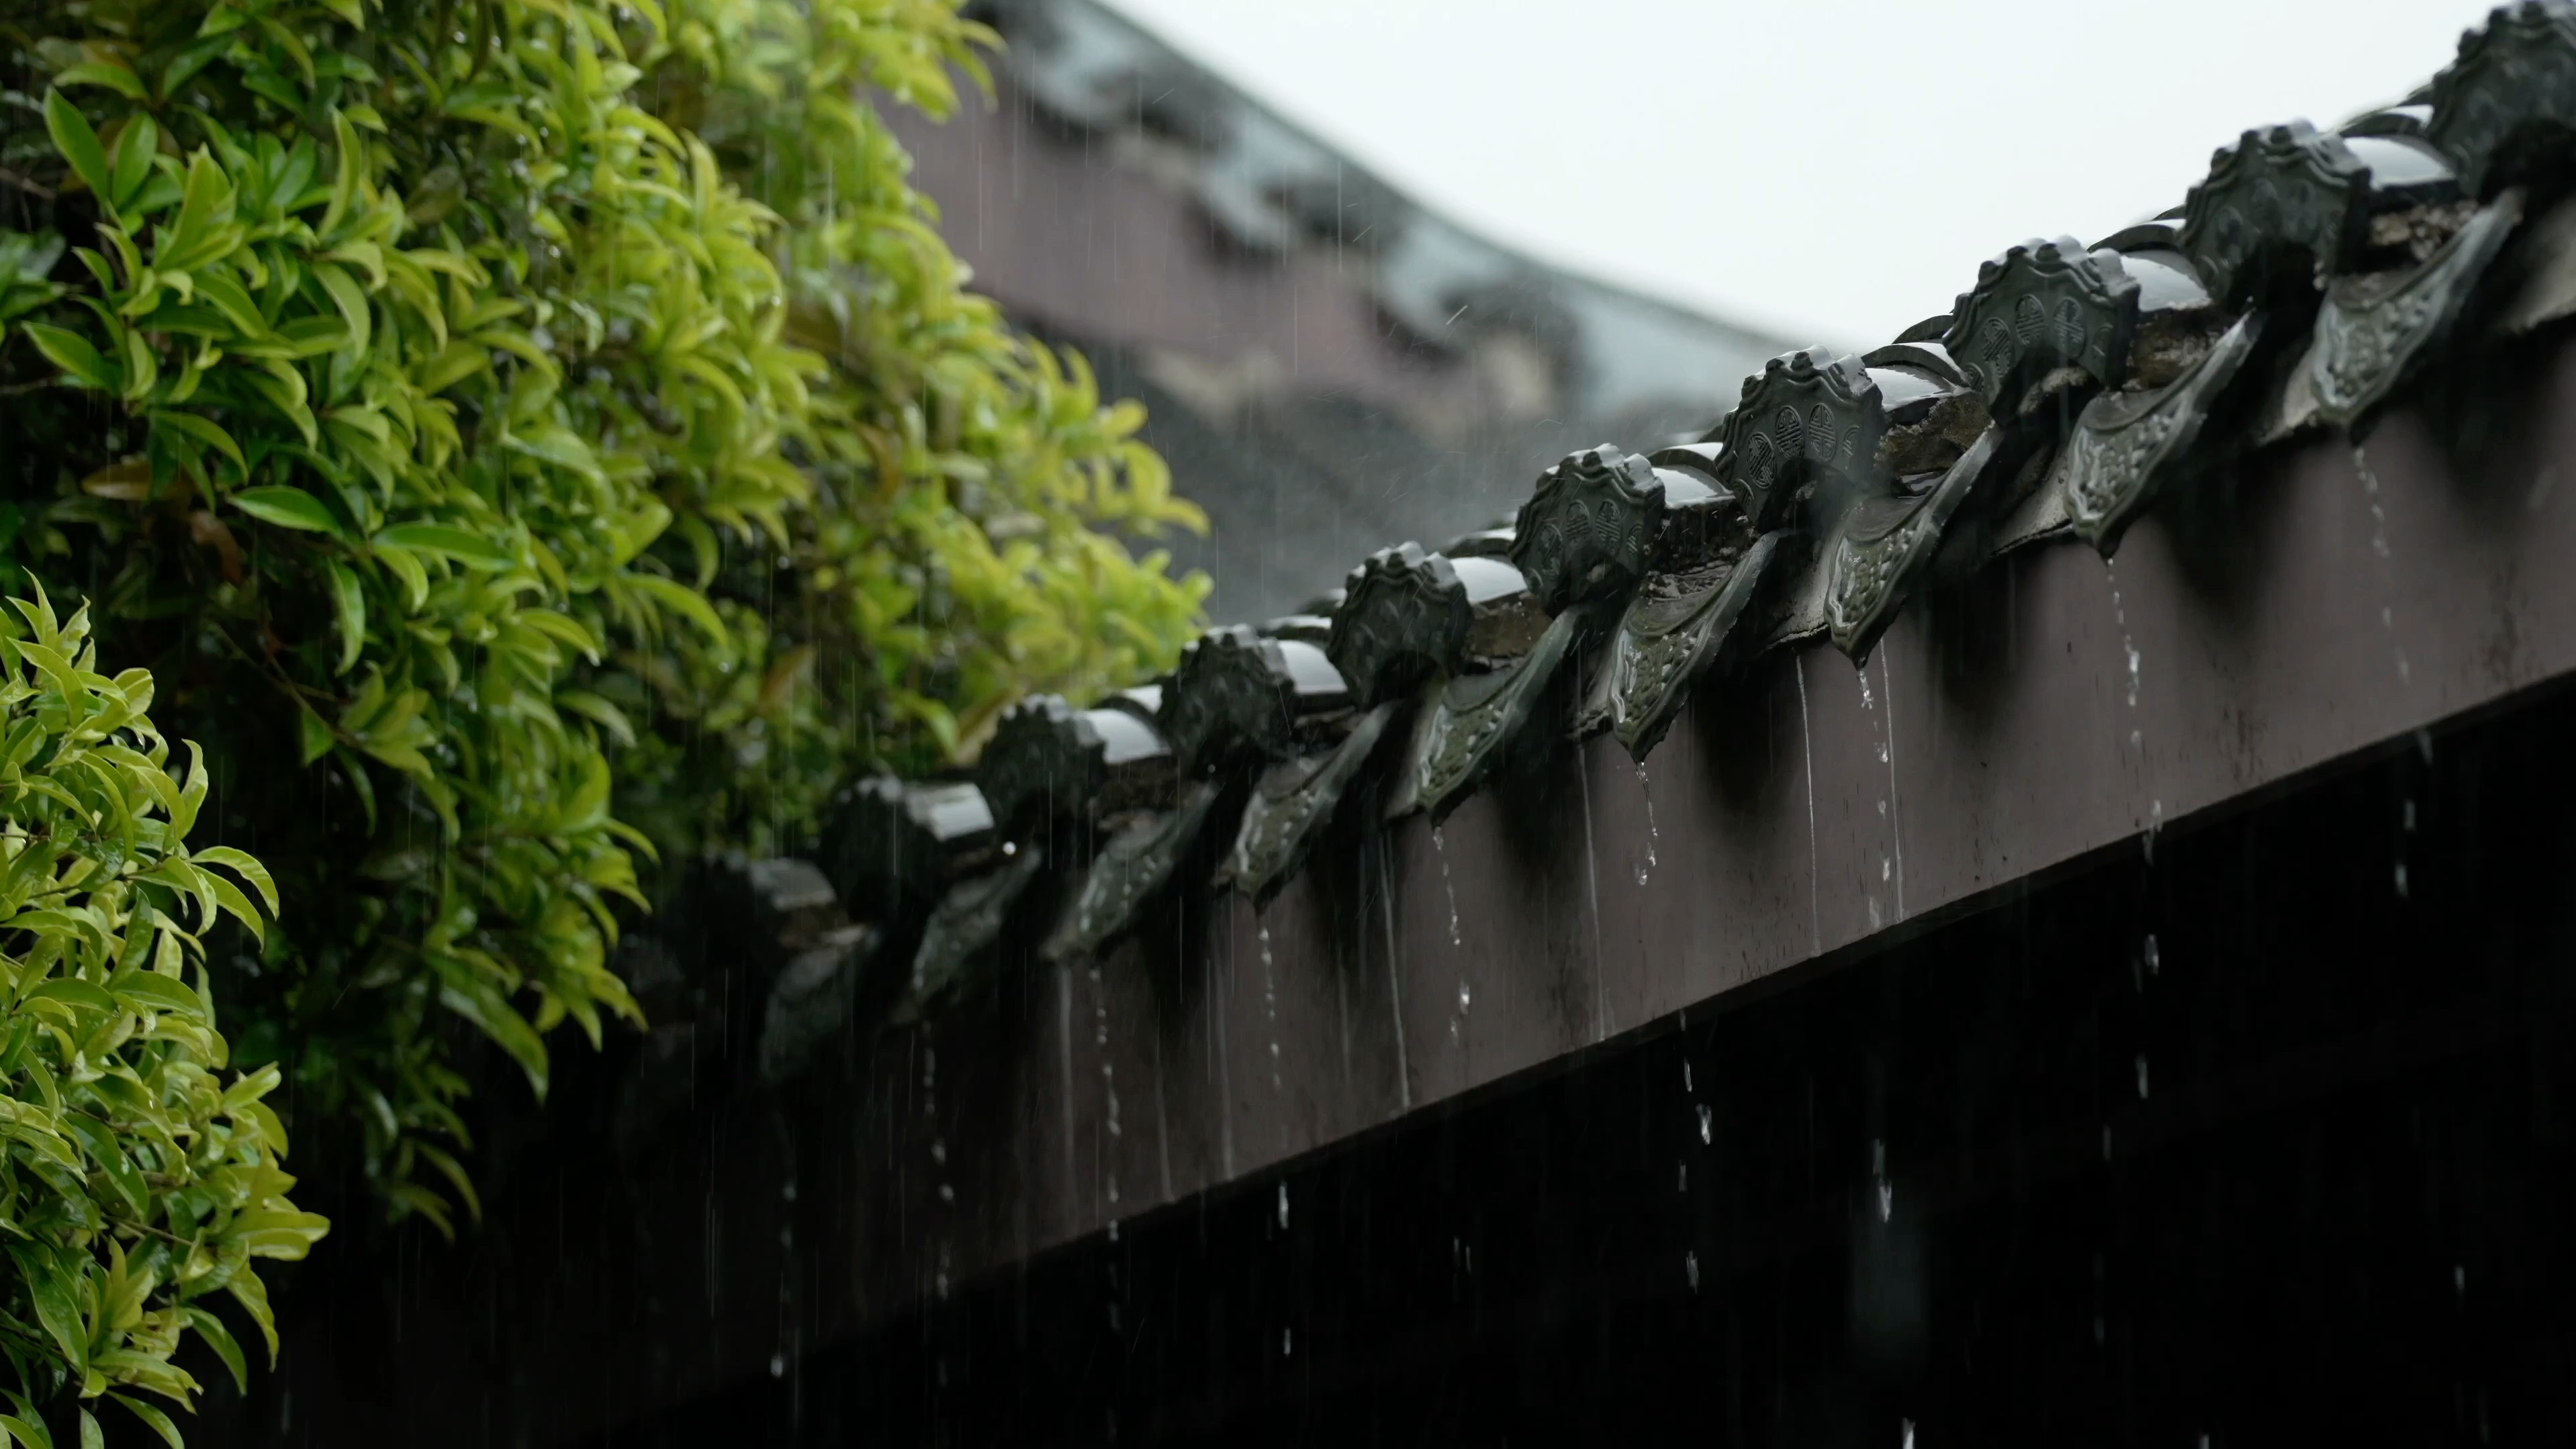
[{"left": 887, "top": 0, "right": 1795, "bottom": 624}]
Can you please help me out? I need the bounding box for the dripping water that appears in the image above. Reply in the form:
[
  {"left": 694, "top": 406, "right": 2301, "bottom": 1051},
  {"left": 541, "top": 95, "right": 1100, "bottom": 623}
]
[
  {"left": 1793, "top": 659, "right": 1822, "bottom": 955},
  {"left": 1376, "top": 845, "right": 1412, "bottom": 1112},
  {"left": 1859, "top": 663, "right": 1886, "bottom": 929},
  {"left": 1634, "top": 763, "right": 1659, "bottom": 887},
  {"left": 1258, "top": 922, "right": 1281, "bottom": 1096},
  {"left": 1575, "top": 749, "right": 1609, "bottom": 1041},
  {"left": 1090, "top": 964, "right": 1122, "bottom": 1210},
  {"left": 1430, "top": 824, "right": 1462, "bottom": 947},
  {"left": 2105, "top": 561, "right": 2164, "bottom": 859},
  {"left": 2354, "top": 446, "right": 2413, "bottom": 688}
]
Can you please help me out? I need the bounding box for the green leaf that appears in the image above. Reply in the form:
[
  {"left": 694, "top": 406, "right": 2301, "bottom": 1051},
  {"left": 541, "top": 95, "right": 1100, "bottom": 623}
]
[
  {"left": 192, "top": 845, "right": 279, "bottom": 918},
  {"left": 160, "top": 148, "right": 239, "bottom": 272},
  {"left": 298, "top": 708, "right": 334, "bottom": 766},
  {"left": 373, "top": 524, "right": 513, "bottom": 570},
  {"left": 627, "top": 573, "right": 731, "bottom": 650},
  {"left": 151, "top": 410, "right": 245, "bottom": 476},
  {"left": 199, "top": 863, "right": 267, "bottom": 943},
  {"left": 23, "top": 324, "right": 117, "bottom": 391},
  {"left": 42, "top": 91, "right": 110, "bottom": 205},
  {"left": 228, "top": 485, "right": 340, "bottom": 535},
  {"left": 109, "top": 114, "right": 159, "bottom": 212},
  {"left": 311, "top": 260, "right": 370, "bottom": 360},
  {"left": 61, "top": 1113, "right": 148, "bottom": 1221},
  {"left": 0, "top": 1394, "right": 54, "bottom": 1449},
  {"left": 436, "top": 978, "right": 550, "bottom": 1099},
  {"left": 227, "top": 1266, "right": 279, "bottom": 1366},
  {"left": 181, "top": 1307, "right": 248, "bottom": 1395},
  {"left": 107, "top": 1397, "right": 180, "bottom": 1449},
  {"left": 55, "top": 61, "right": 146, "bottom": 101},
  {"left": 9, "top": 1245, "right": 85, "bottom": 1378},
  {"left": 328, "top": 561, "right": 365, "bottom": 673},
  {"left": 75, "top": 1409, "right": 97, "bottom": 1449}
]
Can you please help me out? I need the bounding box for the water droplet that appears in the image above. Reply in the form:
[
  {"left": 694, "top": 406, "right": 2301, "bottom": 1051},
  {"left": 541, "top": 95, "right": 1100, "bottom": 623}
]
[
  {"left": 1677, "top": 1160, "right": 1688, "bottom": 1192},
  {"left": 1277, "top": 1182, "right": 1290, "bottom": 1229},
  {"left": 1682, "top": 1060, "right": 1693, "bottom": 1093},
  {"left": 1686, "top": 1250, "right": 1700, "bottom": 1291},
  {"left": 2135, "top": 1054, "right": 2150, "bottom": 1100},
  {"left": 770, "top": 1352, "right": 786, "bottom": 1378},
  {"left": 1458, "top": 978, "right": 1471, "bottom": 1014},
  {"left": 2143, "top": 934, "right": 2160, "bottom": 974},
  {"left": 1698, "top": 1103, "right": 1712, "bottom": 1144},
  {"left": 1282, "top": 1327, "right": 1293, "bottom": 1356},
  {"left": 1878, "top": 1181, "right": 1894, "bottom": 1222},
  {"left": 2395, "top": 860, "right": 2410, "bottom": 898},
  {"left": 2404, "top": 799, "right": 2417, "bottom": 833}
]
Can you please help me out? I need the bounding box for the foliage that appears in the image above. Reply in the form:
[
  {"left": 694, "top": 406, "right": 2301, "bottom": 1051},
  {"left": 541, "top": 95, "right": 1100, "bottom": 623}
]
[
  {"left": 0, "top": 588, "right": 319, "bottom": 1444},
  {"left": 0, "top": 0, "right": 1208, "bottom": 1231}
]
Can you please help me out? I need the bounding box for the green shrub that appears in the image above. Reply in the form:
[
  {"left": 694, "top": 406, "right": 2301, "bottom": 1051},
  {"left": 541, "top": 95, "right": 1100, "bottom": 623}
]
[
  {"left": 0, "top": 0, "right": 1207, "bottom": 1226},
  {"left": 0, "top": 587, "right": 318, "bottom": 1444}
]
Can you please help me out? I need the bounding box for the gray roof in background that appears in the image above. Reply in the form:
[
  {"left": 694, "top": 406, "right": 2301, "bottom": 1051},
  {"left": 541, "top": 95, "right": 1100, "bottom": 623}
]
[{"left": 891, "top": 0, "right": 1796, "bottom": 622}]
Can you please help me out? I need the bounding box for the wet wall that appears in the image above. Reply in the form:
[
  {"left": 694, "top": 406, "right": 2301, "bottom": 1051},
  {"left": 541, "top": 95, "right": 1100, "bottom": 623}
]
[
  {"left": 208, "top": 341, "right": 2576, "bottom": 1444},
  {"left": 629, "top": 662, "right": 2576, "bottom": 1445}
]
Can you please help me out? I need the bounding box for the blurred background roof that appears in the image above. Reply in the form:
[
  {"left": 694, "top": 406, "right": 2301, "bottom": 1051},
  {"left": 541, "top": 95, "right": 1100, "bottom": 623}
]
[{"left": 890, "top": 0, "right": 1794, "bottom": 624}]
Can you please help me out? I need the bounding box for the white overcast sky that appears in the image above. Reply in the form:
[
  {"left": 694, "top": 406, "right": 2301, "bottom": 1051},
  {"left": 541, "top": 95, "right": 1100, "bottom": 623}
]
[{"left": 1099, "top": 0, "right": 2505, "bottom": 348}]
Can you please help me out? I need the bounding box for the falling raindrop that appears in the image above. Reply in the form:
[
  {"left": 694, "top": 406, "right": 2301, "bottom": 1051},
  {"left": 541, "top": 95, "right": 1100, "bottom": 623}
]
[
  {"left": 769, "top": 1352, "right": 786, "bottom": 1379},
  {"left": 1677, "top": 1160, "right": 1688, "bottom": 1192},
  {"left": 2143, "top": 934, "right": 2160, "bottom": 975},
  {"left": 1697, "top": 1103, "right": 1712, "bottom": 1145},
  {"left": 1277, "top": 1181, "right": 1290, "bottom": 1230},
  {"left": 2135, "top": 1054, "right": 2150, "bottom": 1100},
  {"left": 1686, "top": 1250, "right": 1700, "bottom": 1291},
  {"left": 1683, "top": 1060, "right": 1693, "bottom": 1093},
  {"left": 1281, "top": 1327, "right": 1293, "bottom": 1357}
]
